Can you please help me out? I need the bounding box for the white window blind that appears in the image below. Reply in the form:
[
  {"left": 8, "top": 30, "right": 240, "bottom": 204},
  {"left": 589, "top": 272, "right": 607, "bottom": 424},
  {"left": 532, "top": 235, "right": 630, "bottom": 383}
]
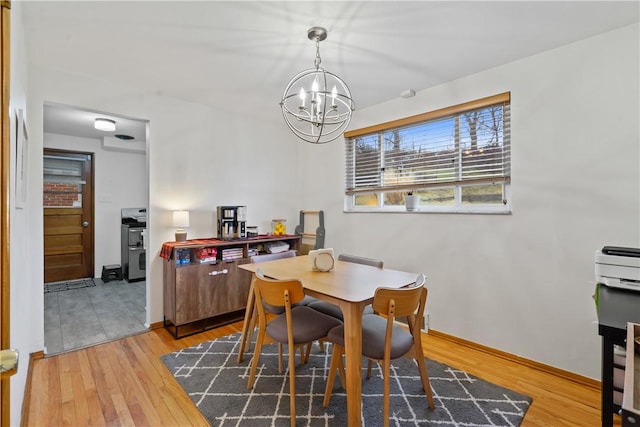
[
  {"left": 345, "top": 93, "right": 510, "bottom": 196},
  {"left": 43, "top": 155, "right": 87, "bottom": 185}
]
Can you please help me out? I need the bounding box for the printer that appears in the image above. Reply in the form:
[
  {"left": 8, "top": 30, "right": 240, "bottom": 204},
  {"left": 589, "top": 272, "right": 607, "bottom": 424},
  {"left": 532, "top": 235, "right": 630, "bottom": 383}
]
[{"left": 595, "top": 246, "right": 640, "bottom": 291}]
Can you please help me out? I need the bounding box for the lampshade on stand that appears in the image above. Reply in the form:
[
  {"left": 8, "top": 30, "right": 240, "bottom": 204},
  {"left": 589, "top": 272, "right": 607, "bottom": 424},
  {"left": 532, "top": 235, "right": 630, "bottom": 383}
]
[
  {"left": 279, "top": 27, "right": 355, "bottom": 144},
  {"left": 172, "top": 210, "right": 190, "bottom": 242}
]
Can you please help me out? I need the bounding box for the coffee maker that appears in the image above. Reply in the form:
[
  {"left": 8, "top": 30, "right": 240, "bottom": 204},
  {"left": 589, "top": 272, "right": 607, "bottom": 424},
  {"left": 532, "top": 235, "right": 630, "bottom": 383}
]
[{"left": 217, "top": 206, "right": 247, "bottom": 239}]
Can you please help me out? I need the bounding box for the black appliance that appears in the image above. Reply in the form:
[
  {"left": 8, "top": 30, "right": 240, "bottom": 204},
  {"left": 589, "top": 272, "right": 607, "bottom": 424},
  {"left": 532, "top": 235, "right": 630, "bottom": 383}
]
[
  {"left": 217, "top": 206, "right": 247, "bottom": 239},
  {"left": 121, "top": 208, "right": 146, "bottom": 282}
]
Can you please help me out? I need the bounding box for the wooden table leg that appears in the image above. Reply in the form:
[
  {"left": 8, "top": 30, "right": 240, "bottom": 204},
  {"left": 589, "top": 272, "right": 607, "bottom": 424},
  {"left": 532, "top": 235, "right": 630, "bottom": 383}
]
[{"left": 340, "top": 301, "right": 365, "bottom": 427}]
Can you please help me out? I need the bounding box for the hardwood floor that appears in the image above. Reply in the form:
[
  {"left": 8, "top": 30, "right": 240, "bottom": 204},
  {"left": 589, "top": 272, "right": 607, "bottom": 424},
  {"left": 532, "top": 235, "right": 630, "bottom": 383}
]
[{"left": 22, "top": 321, "right": 618, "bottom": 426}]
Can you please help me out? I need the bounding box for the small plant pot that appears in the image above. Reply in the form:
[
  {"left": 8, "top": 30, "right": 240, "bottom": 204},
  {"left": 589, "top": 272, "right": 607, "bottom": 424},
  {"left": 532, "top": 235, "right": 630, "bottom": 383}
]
[{"left": 405, "top": 195, "right": 419, "bottom": 212}]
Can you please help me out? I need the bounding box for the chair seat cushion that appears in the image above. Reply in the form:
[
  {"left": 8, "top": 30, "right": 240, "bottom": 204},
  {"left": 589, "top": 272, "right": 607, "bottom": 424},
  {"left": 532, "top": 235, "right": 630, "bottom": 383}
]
[
  {"left": 267, "top": 306, "right": 342, "bottom": 344},
  {"left": 263, "top": 295, "right": 318, "bottom": 314},
  {"left": 308, "top": 301, "right": 374, "bottom": 320},
  {"left": 302, "top": 295, "right": 320, "bottom": 305},
  {"left": 327, "top": 314, "right": 413, "bottom": 360},
  {"left": 307, "top": 301, "right": 342, "bottom": 319}
]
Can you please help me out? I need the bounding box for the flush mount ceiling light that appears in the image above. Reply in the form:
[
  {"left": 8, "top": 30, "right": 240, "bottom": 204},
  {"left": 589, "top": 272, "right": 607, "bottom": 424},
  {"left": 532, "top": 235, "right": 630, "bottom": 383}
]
[
  {"left": 94, "top": 118, "right": 116, "bottom": 132},
  {"left": 279, "top": 26, "right": 355, "bottom": 144}
]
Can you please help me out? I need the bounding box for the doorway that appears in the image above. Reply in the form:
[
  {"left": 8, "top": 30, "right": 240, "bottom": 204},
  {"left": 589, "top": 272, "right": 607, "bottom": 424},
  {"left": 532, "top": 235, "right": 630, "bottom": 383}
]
[
  {"left": 42, "top": 104, "right": 149, "bottom": 355},
  {"left": 43, "top": 148, "right": 94, "bottom": 283}
]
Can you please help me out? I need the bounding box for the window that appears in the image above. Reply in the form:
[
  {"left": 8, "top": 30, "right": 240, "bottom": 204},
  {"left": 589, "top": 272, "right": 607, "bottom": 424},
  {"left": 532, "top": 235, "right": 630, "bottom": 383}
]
[
  {"left": 43, "top": 154, "right": 88, "bottom": 208},
  {"left": 345, "top": 92, "right": 511, "bottom": 213}
]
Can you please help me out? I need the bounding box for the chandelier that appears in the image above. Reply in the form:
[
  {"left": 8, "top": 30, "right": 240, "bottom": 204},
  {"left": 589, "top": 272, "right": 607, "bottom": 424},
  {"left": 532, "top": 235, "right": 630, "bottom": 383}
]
[{"left": 280, "top": 27, "right": 355, "bottom": 144}]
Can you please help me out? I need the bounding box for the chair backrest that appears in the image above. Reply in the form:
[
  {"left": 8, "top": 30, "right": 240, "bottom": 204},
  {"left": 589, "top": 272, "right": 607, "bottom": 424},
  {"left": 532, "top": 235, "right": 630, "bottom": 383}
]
[
  {"left": 337, "top": 253, "right": 384, "bottom": 268},
  {"left": 371, "top": 273, "right": 427, "bottom": 325},
  {"left": 253, "top": 268, "right": 306, "bottom": 308},
  {"left": 251, "top": 250, "right": 296, "bottom": 263}
]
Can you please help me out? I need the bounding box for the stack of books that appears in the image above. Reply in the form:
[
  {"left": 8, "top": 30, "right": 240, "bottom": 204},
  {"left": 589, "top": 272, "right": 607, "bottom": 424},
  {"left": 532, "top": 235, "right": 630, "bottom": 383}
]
[
  {"left": 221, "top": 247, "right": 244, "bottom": 261},
  {"left": 194, "top": 247, "right": 217, "bottom": 263},
  {"left": 175, "top": 248, "right": 191, "bottom": 265}
]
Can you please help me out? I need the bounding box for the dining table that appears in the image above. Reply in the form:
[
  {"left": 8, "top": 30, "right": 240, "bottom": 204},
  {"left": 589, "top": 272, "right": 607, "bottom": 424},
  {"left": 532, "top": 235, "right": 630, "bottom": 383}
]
[{"left": 238, "top": 254, "right": 419, "bottom": 426}]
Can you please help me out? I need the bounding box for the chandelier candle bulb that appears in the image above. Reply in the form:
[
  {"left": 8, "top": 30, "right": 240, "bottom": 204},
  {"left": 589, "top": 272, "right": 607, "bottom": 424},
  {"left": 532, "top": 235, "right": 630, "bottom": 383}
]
[{"left": 299, "top": 88, "right": 306, "bottom": 108}]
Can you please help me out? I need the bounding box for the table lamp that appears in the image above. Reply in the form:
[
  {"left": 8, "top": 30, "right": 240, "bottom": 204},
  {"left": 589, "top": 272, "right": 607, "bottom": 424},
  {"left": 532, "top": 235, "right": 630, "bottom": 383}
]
[{"left": 173, "top": 210, "right": 190, "bottom": 242}]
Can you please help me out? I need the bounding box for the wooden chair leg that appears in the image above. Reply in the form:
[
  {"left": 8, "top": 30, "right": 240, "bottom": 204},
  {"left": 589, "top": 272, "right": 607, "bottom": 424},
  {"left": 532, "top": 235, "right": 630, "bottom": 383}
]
[
  {"left": 323, "top": 344, "right": 343, "bottom": 407},
  {"left": 288, "top": 337, "right": 297, "bottom": 427},
  {"left": 303, "top": 342, "right": 312, "bottom": 363},
  {"left": 245, "top": 303, "right": 258, "bottom": 350},
  {"left": 278, "top": 343, "right": 283, "bottom": 374},
  {"left": 366, "top": 359, "right": 373, "bottom": 379},
  {"left": 382, "top": 358, "right": 391, "bottom": 427},
  {"left": 336, "top": 349, "right": 346, "bottom": 390},
  {"left": 247, "top": 326, "right": 265, "bottom": 389},
  {"left": 415, "top": 354, "right": 435, "bottom": 410},
  {"left": 237, "top": 286, "right": 256, "bottom": 363}
]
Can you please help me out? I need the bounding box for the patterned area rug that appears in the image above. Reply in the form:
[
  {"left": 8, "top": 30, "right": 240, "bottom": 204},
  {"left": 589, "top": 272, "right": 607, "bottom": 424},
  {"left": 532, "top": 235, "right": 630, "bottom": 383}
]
[
  {"left": 161, "top": 332, "right": 532, "bottom": 426},
  {"left": 44, "top": 278, "right": 96, "bottom": 293}
]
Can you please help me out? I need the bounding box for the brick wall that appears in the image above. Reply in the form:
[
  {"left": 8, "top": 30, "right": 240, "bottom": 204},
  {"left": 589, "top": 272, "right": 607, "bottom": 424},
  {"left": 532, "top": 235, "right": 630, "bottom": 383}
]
[{"left": 43, "top": 182, "right": 81, "bottom": 207}]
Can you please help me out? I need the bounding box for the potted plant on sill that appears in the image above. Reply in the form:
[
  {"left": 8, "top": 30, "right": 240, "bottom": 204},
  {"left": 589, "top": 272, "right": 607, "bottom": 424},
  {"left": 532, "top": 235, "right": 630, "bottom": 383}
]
[{"left": 404, "top": 191, "right": 419, "bottom": 212}]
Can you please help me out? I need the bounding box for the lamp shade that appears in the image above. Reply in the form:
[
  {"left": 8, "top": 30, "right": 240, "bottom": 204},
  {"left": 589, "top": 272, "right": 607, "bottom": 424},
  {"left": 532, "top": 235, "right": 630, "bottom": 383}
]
[{"left": 172, "top": 210, "right": 190, "bottom": 228}]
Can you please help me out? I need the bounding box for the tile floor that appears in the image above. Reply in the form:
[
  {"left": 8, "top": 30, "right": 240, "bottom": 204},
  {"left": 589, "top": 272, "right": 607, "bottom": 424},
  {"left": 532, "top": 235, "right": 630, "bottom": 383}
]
[{"left": 44, "top": 278, "right": 147, "bottom": 355}]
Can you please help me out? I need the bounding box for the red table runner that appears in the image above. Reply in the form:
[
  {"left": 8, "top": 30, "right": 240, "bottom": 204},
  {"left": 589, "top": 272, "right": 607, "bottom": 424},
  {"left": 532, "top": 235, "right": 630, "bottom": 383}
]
[
  {"left": 160, "top": 235, "right": 296, "bottom": 260},
  {"left": 159, "top": 238, "right": 225, "bottom": 260}
]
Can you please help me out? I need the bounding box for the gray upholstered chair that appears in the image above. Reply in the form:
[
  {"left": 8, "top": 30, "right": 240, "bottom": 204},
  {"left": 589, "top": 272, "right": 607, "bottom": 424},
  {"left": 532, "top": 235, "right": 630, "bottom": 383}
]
[
  {"left": 307, "top": 253, "right": 383, "bottom": 320},
  {"left": 247, "top": 269, "right": 342, "bottom": 427},
  {"left": 252, "top": 250, "right": 317, "bottom": 312},
  {"left": 336, "top": 253, "right": 384, "bottom": 268},
  {"left": 237, "top": 249, "right": 316, "bottom": 363},
  {"left": 250, "top": 250, "right": 296, "bottom": 263},
  {"left": 322, "top": 274, "right": 435, "bottom": 426}
]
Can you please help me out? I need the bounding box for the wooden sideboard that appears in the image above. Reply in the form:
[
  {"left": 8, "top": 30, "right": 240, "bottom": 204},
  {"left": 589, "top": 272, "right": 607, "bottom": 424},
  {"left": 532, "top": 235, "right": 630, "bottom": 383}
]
[{"left": 162, "top": 235, "right": 301, "bottom": 338}]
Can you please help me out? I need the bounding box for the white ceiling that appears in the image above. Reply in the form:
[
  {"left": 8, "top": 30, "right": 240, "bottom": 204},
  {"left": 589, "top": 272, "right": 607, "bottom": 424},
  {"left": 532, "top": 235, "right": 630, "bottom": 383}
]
[
  {"left": 22, "top": 1, "right": 639, "bottom": 141},
  {"left": 43, "top": 103, "right": 148, "bottom": 141}
]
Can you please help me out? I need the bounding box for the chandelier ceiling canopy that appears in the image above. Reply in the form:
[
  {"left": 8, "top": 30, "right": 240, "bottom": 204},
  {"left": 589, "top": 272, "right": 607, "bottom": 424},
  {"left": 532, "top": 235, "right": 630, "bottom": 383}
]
[{"left": 279, "top": 27, "right": 355, "bottom": 144}]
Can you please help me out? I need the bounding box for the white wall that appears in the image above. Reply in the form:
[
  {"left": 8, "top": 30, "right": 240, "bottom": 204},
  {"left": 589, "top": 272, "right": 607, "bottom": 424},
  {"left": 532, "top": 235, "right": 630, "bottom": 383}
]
[
  {"left": 7, "top": 2, "right": 35, "bottom": 425},
  {"left": 298, "top": 23, "right": 640, "bottom": 379},
  {"left": 43, "top": 133, "right": 147, "bottom": 277}
]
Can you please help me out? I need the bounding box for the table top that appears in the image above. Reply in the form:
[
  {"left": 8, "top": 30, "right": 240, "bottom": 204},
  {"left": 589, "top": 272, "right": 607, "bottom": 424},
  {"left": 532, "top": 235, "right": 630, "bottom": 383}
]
[
  {"left": 239, "top": 255, "right": 418, "bottom": 304},
  {"left": 598, "top": 284, "right": 640, "bottom": 336}
]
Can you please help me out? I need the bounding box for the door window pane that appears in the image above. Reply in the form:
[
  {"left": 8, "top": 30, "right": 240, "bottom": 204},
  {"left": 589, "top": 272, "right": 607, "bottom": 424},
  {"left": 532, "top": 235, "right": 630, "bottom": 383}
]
[{"left": 43, "top": 156, "right": 86, "bottom": 208}]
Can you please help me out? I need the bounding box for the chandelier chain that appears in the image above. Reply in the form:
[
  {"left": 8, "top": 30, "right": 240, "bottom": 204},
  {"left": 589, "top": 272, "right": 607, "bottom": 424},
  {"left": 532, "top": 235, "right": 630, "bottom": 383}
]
[{"left": 314, "top": 39, "right": 322, "bottom": 69}]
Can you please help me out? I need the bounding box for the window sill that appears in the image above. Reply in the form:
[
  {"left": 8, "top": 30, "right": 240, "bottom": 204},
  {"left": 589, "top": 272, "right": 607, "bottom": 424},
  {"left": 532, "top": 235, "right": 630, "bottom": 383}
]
[{"left": 344, "top": 206, "right": 512, "bottom": 215}]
